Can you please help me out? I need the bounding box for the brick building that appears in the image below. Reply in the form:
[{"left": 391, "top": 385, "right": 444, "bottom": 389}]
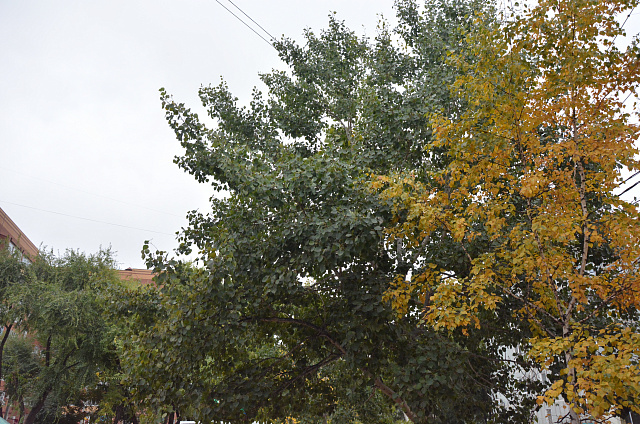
[{"left": 0, "top": 207, "right": 38, "bottom": 264}]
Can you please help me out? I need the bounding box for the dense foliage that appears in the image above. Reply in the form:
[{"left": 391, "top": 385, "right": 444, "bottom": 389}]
[
  {"left": 120, "top": 1, "right": 541, "bottom": 423},
  {"left": 7, "top": 1, "right": 636, "bottom": 423},
  {"left": 377, "top": 0, "right": 640, "bottom": 422},
  {"left": 0, "top": 249, "right": 128, "bottom": 424}
]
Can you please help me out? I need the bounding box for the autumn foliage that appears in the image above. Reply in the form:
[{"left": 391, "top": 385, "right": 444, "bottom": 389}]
[{"left": 376, "top": 0, "right": 640, "bottom": 420}]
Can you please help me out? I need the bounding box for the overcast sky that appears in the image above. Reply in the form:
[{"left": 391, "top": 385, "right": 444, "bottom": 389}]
[
  {"left": 1, "top": 1, "right": 639, "bottom": 270},
  {"left": 0, "top": 0, "right": 399, "bottom": 269}
]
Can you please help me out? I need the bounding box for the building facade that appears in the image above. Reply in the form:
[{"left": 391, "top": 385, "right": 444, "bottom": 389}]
[{"left": 0, "top": 207, "right": 38, "bottom": 264}]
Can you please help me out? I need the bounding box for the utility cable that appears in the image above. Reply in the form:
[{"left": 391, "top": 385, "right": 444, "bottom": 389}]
[
  {"left": 613, "top": 5, "right": 637, "bottom": 46},
  {"left": 623, "top": 170, "right": 640, "bottom": 184},
  {"left": 0, "top": 200, "right": 175, "bottom": 236},
  {"left": 0, "top": 167, "right": 182, "bottom": 218},
  {"left": 618, "top": 179, "right": 640, "bottom": 198},
  {"left": 214, "top": 0, "right": 275, "bottom": 48},
  {"left": 226, "top": 0, "right": 276, "bottom": 40},
  {"left": 616, "top": 171, "right": 640, "bottom": 198}
]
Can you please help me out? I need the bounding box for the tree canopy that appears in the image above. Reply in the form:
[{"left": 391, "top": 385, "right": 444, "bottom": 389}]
[
  {"left": 121, "top": 1, "right": 539, "bottom": 423},
  {"left": 0, "top": 249, "right": 125, "bottom": 424},
  {"left": 377, "top": 0, "right": 640, "bottom": 422}
]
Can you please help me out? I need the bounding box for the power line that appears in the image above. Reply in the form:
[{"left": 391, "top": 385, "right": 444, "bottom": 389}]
[
  {"left": 623, "top": 170, "right": 640, "bottom": 184},
  {"left": 213, "top": 0, "right": 275, "bottom": 48},
  {"left": 226, "top": 0, "right": 276, "bottom": 40},
  {"left": 0, "top": 200, "right": 176, "bottom": 236},
  {"left": 617, "top": 171, "right": 640, "bottom": 198},
  {"left": 614, "top": 5, "right": 638, "bottom": 45},
  {"left": 0, "top": 167, "right": 182, "bottom": 218},
  {"left": 619, "top": 179, "right": 640, "bottom": 198}
]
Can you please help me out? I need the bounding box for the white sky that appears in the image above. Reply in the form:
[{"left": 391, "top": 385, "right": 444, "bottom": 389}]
[
  {"left": 1, "top": 1, "right": 639, "bottom": 269},
  {"left": 0, "top": 0, "right": 397, "bottom": 269}
]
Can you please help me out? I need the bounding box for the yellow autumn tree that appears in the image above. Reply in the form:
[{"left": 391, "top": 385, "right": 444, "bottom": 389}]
[{"left": 375, "top": 0, "right": 640, "bottom": 421}]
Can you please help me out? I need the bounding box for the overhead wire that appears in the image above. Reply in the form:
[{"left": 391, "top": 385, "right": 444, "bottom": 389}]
[
  {"left": 0, "top": 167, "right": 182, "bottom": 218},
  {"left": 213, "top": 0, "right": 275, "bottom": 48},
  {"left": 0, "top": 0, "right": 279, "bottom": 250},
  {"left": 618, "top": 179, "right": 640, "bottom": 198},
  {"left": 616, "top": 170, "right": 640, "bottom": 198},
  {"left": 623, "top": 170, "right": 640, "bottom": 184},
  {"left": 0, "top": 200, "right": 175, "bottom": 236},
  {"left": 612, "top": 4, "right": 638, "bottom": 46},
  {"left": 226, "top": 0, "right": 276, "bottom": 41}
]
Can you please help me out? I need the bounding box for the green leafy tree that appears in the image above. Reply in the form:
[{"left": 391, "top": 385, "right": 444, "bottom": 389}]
[
  {"left": 0, "top": 249, "right": 38, "bottom": 421},
  {"left": 11, "top": 249, "right": 123, "bottom": 424},
  {"left": 0, "top": 250, "right": 34, "bottom": 389},
  {"left": 2, "top": 335, "right": 40, "bottom": 422},
  {"left": 104, "top": 276, "right": 167, "bottom": 424},
  {"left": 121, "top": 1, "right": 540, "bottom": 423}
]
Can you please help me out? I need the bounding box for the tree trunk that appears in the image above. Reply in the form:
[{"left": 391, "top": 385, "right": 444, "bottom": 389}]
[
  {"left": 0, "top": 324, "right": 13, "bottom": 381},
  {"left": 112, "top": 404, "right": 123, "bottom": 424},
  {"left": 166, "top": 411, "right": 175, "bottom": 424},
  {"left": 18, "top": 395, "right": 24, "bottom": 423},
  {"left": 564, "top": 323, "right": 580, "bottom": 424},
  {"left": 22, "top": 389, "right": 50, "bottom": 424}
]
